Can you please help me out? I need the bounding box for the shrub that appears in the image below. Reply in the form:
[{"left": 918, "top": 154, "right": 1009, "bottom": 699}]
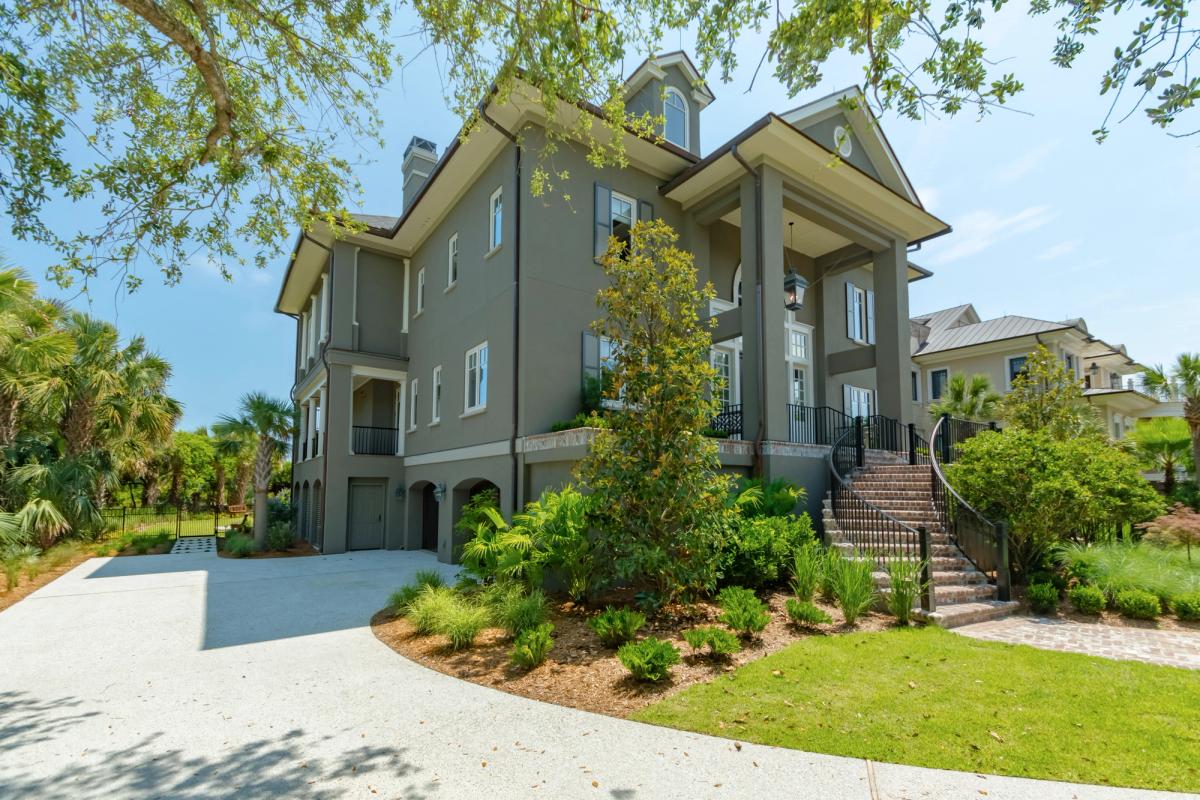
[
  {"left": 784, "top": 598, "right": 832, "bottom": 627},
  {"left": 224, "top": 533, "right": 255, "bottom": 558},
  {"left": 729, "top": 477, "right": 805, "bottom": 518},
  {"left": 1115, "top": 589, "right": 1161, "bottom": 620},
  {"left": 588, "top": 607, "right": 646, "bottom": 647},
  {"left": 1068, "top": 584, "right": 1106, "bottom": 615},
  {"left": 495, "top": 589, "right": 549, "bottom": 638},
  {"left": 441, "top": 603, "right": 491, "bottom": 650},
  {"left": 550, "top": 411, "right": 609, "bottom": 432},
  {"left": 1172, "top": 592, "right": 1200, "bottom": 621},
  {"left": 885, "top": 558, "right": 925, "bottom": 625},
  {"left": 509, "top": 623, "right": 555, "bottom": 670},
  {"left": 131, "top": 532, "right": 169, "bottom": 555},
  {"left": 716, "top": 586, "right": 770, "bottom": 638},
  {"left": 790, "top": 541, "right": 824, "bottom": 603},
  {"left": 266, "top": 497, "right": 294, "bottom": 525},
  {"left": 829, "top": 554, "right": 876, "bottom": 625},
  {"left": 617, "top": 637, "right": 680, "bottom": 682},
  {"left": 819, "top": 548, "right": 843, "bottom": 602},
  {"left": 2, "top": 545, "right": 39, "bottom": 591},
  {"left": 720, "top": 513, "right": 815, "bottom": 589},
  {"left": 682, "top": 625, "right": 741, "bottom": 657},
  {"left": 1055, "top": 541, "right": 1200, "bottom": 603},
  {"left": 408, "top": 586, "right": 461, "bottom": 635},
  {"left": 388, "top": 570, "right": 447, "bottom": 615},
  {"left": 512, "top": 485, "right": 599, "bottom": 601},
  {"left": 1027, "top": 582, "right": 1059, "bottom": 614},
  {"left": 266, "top": 521, "right": 293, "bottom": 551}
]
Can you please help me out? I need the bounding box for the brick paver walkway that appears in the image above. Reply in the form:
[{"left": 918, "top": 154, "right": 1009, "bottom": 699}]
[{"left": 954, "top": 616, "right": 1200, "bottom": 670}]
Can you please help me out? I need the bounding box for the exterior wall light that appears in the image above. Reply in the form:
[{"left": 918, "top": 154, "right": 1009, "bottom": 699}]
[
  {"left": 432, "top": 482, "right": 447, "bottom": 503},
  {"left": 784, "top": 269, "right": 808, "bottom": 311}
]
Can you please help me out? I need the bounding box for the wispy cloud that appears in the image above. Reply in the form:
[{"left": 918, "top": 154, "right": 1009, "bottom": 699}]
[
  {"left": 992, "top": 141, "right": 1057, "bottom": 185},
  {"left": 916, "top": 186, "right": 941, "bottom": 212},
  {"left": 1036, "top": 240, "right": 1079, "bottom": 261},
  {"left": 929, "top": 206, "right": 1054, "bottom": 265}
]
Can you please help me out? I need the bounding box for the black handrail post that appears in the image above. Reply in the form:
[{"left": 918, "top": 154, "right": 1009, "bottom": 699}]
[
  {"left": 939, "top": 413, "right": 952, "bottom": 464},
  {"left": 907, "top": 423, "right": 917, "bottom": 465},
  {"left": 918, "top": 525, "right": 936, "bottom": 612},
  {"left": 854, "top": 416, "right": 864, "bottom": 469},
  {"left": 995, "top": 522, "right": 1012, "bottom": 601}
]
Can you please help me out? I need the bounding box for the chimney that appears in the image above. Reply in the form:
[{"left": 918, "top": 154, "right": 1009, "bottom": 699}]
[{"left": 402, "top": 136, "right": 438, "bottom": 213}]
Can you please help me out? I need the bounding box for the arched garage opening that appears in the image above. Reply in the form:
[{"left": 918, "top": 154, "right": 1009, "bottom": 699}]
[
  {"left": 451, "top": 478, "right": 501, "bottom": 561},
  {"left": 406, "top": 480, "right": 439, "bottom": 553}
]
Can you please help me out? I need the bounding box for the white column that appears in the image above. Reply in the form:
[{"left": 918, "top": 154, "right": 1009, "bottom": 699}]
[
  {"left": 300, "top": 311, "right": 310, "bottom": 364},
  {"left": 319, "top": 274, "right": 329, "bottom": 342},
  {"left": 304, "top": 398, "right": 315, "bottom": 459},
  {"left": 309, "top": 295, "right": 318, "bottom": 355},
  {"left": 318, "top": 383, "right": 328, "bottom": 456}
]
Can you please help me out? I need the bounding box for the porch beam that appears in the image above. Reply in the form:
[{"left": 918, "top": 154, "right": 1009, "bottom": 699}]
[
  {"left": 815, "top": 244, "right": 873, "bottom": 276},
  {"left": 781, "top": 185, "right": 892, "bottom": 252},
  {"left": 689, "top": 188, "right": 741, "bottom": 227},
  {"left": 710, "top": 307, "right": 742, "bottom": 344}
]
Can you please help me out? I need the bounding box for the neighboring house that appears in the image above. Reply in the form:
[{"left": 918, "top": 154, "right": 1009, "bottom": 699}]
[
  {"left": 911, "top": 303, "right": 1171, "bottom": 438},
  {"left": 276, "top": 52, "right": 949, "bottom": 560}
]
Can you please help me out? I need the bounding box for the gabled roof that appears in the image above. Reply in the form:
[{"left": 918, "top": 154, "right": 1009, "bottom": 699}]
[
  {"left": 913, "top": 315, "right": 1076, "bottom": 356},
  {"left": 911, "top": 304, "right": 981, "bottom": 335},
  {"left": 623, "top": 50, "right": 715, "bottom": 108},
  {"left": 780, "top": 87, "right": 920, "bottom": 206}
]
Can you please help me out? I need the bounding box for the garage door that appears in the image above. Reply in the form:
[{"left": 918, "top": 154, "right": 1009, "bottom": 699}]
[{"left": 348, "top": 480, "right": 385, "bottom": 550}]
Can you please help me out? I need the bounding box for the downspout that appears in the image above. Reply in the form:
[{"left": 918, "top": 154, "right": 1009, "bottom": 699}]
[
  {"left": 304, "top": 231, "right": 334, "bottom": 550},
  {"left": 480, "top": 107, "right": 522, "bottom": 516},
  {"left": 731, "top": 144, "right": 767, "bottom": 476}
]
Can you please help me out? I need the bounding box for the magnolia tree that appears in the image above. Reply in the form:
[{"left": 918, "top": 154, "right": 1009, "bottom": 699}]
[{"left": 576, "top": 219, "right": 730, "bottom": 600}]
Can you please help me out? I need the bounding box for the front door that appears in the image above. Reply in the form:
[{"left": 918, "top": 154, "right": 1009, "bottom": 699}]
[
  {"left": 421, "top": 484, "right": 438, "bottom": 551},
  {"left": 348, "top": 480, "right": 385, "bottom": 550}
]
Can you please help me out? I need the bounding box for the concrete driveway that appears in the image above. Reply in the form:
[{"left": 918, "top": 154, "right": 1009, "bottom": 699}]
[{"left": 0, "top": 549, "right": 1186, "bottom": 800}]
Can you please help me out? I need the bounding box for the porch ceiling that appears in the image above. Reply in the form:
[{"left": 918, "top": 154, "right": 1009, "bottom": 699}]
[{"left": 721, "top": 208, "right": 851, "bottom": 258}]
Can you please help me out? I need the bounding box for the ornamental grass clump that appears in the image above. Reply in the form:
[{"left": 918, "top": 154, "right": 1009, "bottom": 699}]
[
  {"left": 1068, "top": 584, "right": 1106, "bottom": 615},
  {"left": 2, "top": 545, "right": 39, "bottom": 591},
  {"left": 617, "top": 637, "right": 680, "bottom": 682},
  {"left": 588, "top": 607, "right": 645, "bottom": 647},
  {"left": 441, "top": 603, "right": 491, "bottom": 650},
  {"left": 388, "top": 569, "right": 447, "bottom": 615},
  {"left": 224, "top": 533, "right": 255, "bottom": 557},
  {"left": 495, "top": 588, "right": 549, "bottom": 638},
  {"left": 829, "top": 554, "right": 875, "bottom": 625},
  {"left": 1115, "top": 589, "right": 1161, "bottom": 620},
  {"left": 784, "top": 598, "right": 832, "bottom": 627},
  {"left": 509, "top": 623, "right": 555, "bottom": 670},
  {"left": 682, "top": 625, "right": 741, "bottom": 658},
  {"left": 408, "top": 586, "right": 461, "bottom": 635},
  {"left": 716, "top": 586, "right": 770, "bottom": 638},
  {"left": 790, "top": 541, "right": 824, "bottom": 603},
  {"left": 884, "top": 558, "right": 925, "bottom": 625}
]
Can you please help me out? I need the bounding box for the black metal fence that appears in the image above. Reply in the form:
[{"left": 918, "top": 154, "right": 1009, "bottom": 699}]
[
  {"left": 787, "top": 405, "right": 852, "bottom": 446},
  {"left": 352, "top": 425, "right": 399, "bottom": 455},
  {"left": 100, "top": 505, "right": 251, "bottom": 539}
]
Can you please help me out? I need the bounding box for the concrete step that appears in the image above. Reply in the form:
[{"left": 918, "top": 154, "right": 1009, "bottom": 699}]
[
  {"left": 873, "top": 569, "right": 989, "bottom": 588},
  {"left": 832, "top": 541, "right": 960, "bottom": 558},
  {"left": 914, "top": 600, "right": 1020, "bottom": 629}
]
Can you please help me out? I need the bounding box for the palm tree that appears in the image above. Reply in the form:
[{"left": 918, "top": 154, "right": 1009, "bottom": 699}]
[
  {"left": 0, "top": 267, "right": 73, "bottom": 447},
  {"left": 1144, "top": 354, "right": 1200, "bottom": 482},
  {"left": 928, "top": 373, "right": 1002, "bottom": 422},
  {"left": 1128, "top": 418, "right": 1193, "bottom": 495},
  {"left": 213, "top": 427, "right": 255, "bottom": 509},
  {"left": 215, "top": 393, "right": 293, "bottom": 548}
]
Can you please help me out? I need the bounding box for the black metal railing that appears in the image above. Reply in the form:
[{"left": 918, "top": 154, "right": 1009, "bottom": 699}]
[
  {"left": 352, "top": 425, "right": 399, "bottom": 455},
  {"left": 310, "top": 436, "right": 319, "bottom": 458},
  {"left": 301, "top": 441, "right": 308, "bottom": 460},
  {"left": 827, "top": 419, "right": 936, "bottom": 610},
  {"left": 787, "top": 405, "right": 852, "bottom": 446},
  {"left": 929, "top": 414, "right": 1011, "bottom": 600},
  {"left": 710, "top": 404, "right": 743, "bottom": 439}
]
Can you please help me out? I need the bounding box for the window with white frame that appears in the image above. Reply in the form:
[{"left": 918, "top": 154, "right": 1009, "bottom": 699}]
[
  {"left": 712, "top": 349, "right": 732, "bottom": 408},
  {"left": 1063, "top": 351, "right": 1075, "bottom": 376},
  {"left": 785, "top": 322, "right": 812, "bottom": 407},
  {"left": 788, "top": 328, "right": 809, "bottom": 361},
  {"left": 431, "top": 365, "right": 442, "bottom": 424},
  {"left": 609, "top": 191, "right": 635, "bottom": 254},
  {"left": 1007, "top": 355, "right": 1028, "bottom": 389},
  {"left": 845, "top": 282, "right": 875, "bottom": 344},
  {"left": 416, "top": 267, "right": 425, "bottom": 314},
  {"left": 408, "top": 378, "right": 419, "bottom": 430},
  {"left": 599, "top": 336, "right": 623, "bottom": 408},
  {"left": 845, "top": 385, "right": 873, "bottom": 419},
  {"left": 489, "top": 187, "right": 503, "bottom": 251},
  {"left": 790, "top": 365, "right": 808, "bottom": 406},
  {"left": 930, "top": 369, "right": 949, "bottom": 401},
  {"left": 447, "top": 234, "right": 459, "bottom": 287},
  {"left": 663, "top": 87, "right": 688, "bottom": 148},
  {"left": 465, "top": 342, "right": 488, "bottom": 412}
]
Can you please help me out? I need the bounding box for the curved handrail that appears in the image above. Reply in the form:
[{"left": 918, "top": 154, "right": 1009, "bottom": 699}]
[
  {"left": 826, "top": 423, "right": 920, "bottom": 536},
  {"left": 928, "top": 416, "right": 997, "bottom": 530}
]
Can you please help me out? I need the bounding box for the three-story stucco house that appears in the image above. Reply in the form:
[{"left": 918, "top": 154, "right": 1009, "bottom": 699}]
[
  {"left": 911, "top": 303, "right": 1175, "bottom": 438},
  {"left": 276, "top": 52, "right": 951, "bottom": 566}
]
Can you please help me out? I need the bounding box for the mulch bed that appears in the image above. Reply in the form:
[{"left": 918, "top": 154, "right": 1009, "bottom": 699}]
[
  {"left": 372, "top": 591, "right": 895, "bottom": 717},
  {"left": 218, "top": 541, "right": 320, "bottom": 559},
  {"left": 0, "top": 550, "right": 95, "bottom": 614}
]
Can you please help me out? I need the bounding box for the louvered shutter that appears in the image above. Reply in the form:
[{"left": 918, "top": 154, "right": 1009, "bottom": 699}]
[
  {"left": 866, "top": 290, "right": 876, "bottom": 344},
  {"left": 594, "top": 183, "right": 612, "bottom": 261}
]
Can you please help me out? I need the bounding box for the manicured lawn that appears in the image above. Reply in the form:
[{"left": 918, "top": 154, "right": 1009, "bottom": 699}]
[{"left": 632, "top": 626, "right": 1200, "bottom": 792}]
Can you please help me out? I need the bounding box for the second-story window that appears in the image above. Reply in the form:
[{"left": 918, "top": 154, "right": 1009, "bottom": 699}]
[
  {"left": 465, "top": 342, "right": 488, "bottom": 412},
  {"left": 489, "top": 187, "right": 503, "bottom": 251},
  {"left": 845, "top": 282, "right": 874, "bottom": 344},
  {"left": 663, "top": 87, "right": 688, "bottom": 149},
  {"left": 447, "top": 234, "right": 459, "bottom": 287},
  {"left": 408, "top": 378, "right": 419, "bottom": 430},
  {"left": 431, "top": 365, "right": 442, "bottom": 424},
  {"left": 610, "top": 192, "right": 635, "bottom": 254},
  {"left": 416, "top": 267, "right": 426, "bottom": 314}
]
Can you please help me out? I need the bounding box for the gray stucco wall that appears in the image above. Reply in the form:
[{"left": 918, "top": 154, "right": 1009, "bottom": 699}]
[
  {"left": 798, "top": 113, "right": 882, "bottom": 182},
  {"left": 625, "top": 64, "right": 702, "bottom": 155},
  {"left": 355, "top": 249, "right": 407, "bottom": 356}
]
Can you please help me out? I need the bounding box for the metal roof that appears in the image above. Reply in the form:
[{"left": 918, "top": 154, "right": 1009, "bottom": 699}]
[{"left": 913, "top": 315, "right": 1075, "bottom": 356}]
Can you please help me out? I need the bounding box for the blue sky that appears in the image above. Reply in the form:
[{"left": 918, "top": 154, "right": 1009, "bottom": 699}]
[{"left": 5, "top": 8, "right": 1197, "bottom": 430}]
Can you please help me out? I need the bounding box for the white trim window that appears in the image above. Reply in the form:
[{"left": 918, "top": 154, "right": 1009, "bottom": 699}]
[
  {"left": 785, "top": 321, "right": 813, "bottom": 408},
  {"left": 465, "top": 342, "right": 488, "bottom": 413},
  {"left": 488, "top": 187, "right": 503, "bottom": 251},
  {"left": 663, "top": 87, "right": 688, "bottom": 149},
  {"left": 845, "top": 282, "right": 875, "bottom": 345},
  {"left": 416, "top": 267, "right": 426, "bottom": 314},
  {"left": 610, "top": 191, "right": 635, "bottom": 254},
  {"left": 930, "top": 368, "right": 949, "bottom": 401},
  {"left": 790, "top": 365, "right": 808, "bottom": 406},
  {"left": 711, "top": 348, "right": 733, "bottom": 408},
  {"left": 1006, "top": 355, "right": 1029, "bottom": 390},
  {"left": 447, "top": 233, "right": 459, "bottom": 287},
  {"left": 599, "top": 335, "right": 625, "bottom": 408},
  {"left": 408, "top": 378, "right": 419, "bottom": 431},
  {"left": 844, "top": 385, "right": 874, "bottom": 419},
  {"left": 431, "top": 365, "right": 442, "bottom": 424}
]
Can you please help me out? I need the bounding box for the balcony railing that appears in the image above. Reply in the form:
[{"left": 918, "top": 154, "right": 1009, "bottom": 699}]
[
  {"left": 786, "top": 405, "right": 852, "bottom": 446},
  {"left": 352, "top": 426, "right": 399, "bottom": 456},
  {"left": 310, "top": 436, "right": 319, "bottom": 458},
  {"left": 709, "top": 404, "right": 743, "bottom": 438}
]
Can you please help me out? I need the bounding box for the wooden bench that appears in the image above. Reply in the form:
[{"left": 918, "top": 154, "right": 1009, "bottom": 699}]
[{"left": 227, "top": 503, "right": 248, "bottom": 515}]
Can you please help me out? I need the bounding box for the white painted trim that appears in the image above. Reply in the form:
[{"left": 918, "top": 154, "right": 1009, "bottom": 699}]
[
  {"left": 1005, "top": 353, "right": 1030, "bottom": 392},
  {"left": 464, "top": 340, "right": 488, "bottom": 413},
  {"left": 447, "top": 232, "right": 459, "bottom": 288},
  {"left": 350, "top": 365, "right": 407, "bottom": 382},
  {"left": 431, "top": 364, "right": 442, "bottom": 424},
  {"left": 409, "top": 377, "right": 419, "bottom": 431},
  {"left": 416, "top": 266, "right": 426, "bottom": 314},
  {"left": 488, "top": 186, "right": 503, "bottom": 251},
  {"left": 663, "top": 86, "right": 689, "bottom": 150},
  {"left": 319, "top": 273, "right": 329, "bottom": 341},
  {"left": 403, "top": 439, "right": 514, "bottom": 467}
]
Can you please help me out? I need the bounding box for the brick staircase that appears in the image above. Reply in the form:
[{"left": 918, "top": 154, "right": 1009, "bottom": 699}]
[{"left": 824, "top": 461, "right": 1018, "bottom": 627}]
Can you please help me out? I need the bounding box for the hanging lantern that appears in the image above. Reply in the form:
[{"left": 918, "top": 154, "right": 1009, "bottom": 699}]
[{"left": 784, "top": 221, "right": 807, "bottom": 311}]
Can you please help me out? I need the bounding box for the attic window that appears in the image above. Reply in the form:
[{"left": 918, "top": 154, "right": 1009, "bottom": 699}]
[
  {"left": 833, "top": 125, "right": 853, "bottom": 158},
  {"left": 664, "top": 88, "right": 688, "bottom": 148}
]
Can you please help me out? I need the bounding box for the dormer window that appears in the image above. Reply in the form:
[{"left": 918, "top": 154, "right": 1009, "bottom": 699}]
[{"left": 663, "top": 88, "right": 688, "bottom": 149}]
